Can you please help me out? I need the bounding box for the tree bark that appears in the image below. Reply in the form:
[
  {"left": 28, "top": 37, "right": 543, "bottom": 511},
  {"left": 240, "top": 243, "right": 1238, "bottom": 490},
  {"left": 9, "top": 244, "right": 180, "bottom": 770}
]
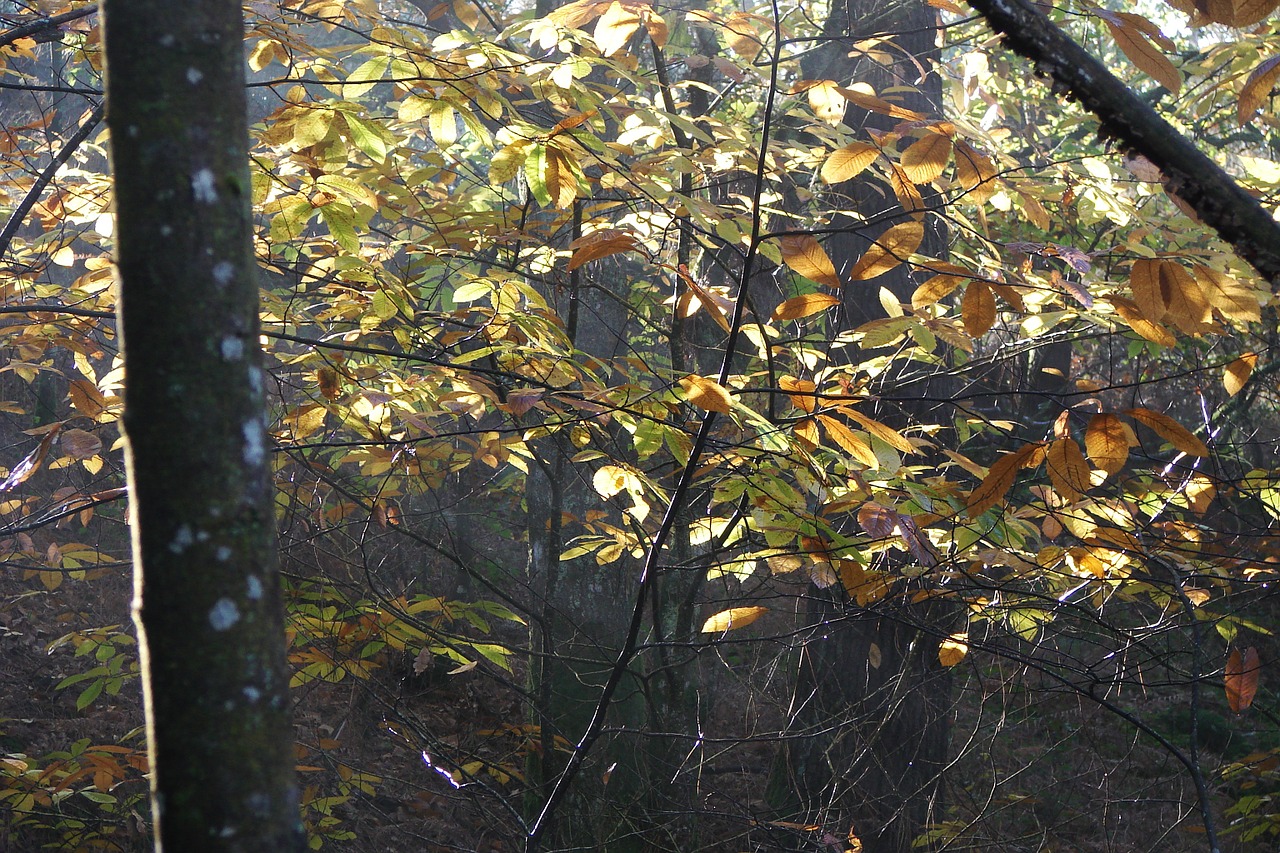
[{"left": 103, "top": 1, "right": 303, "bottom": 849}]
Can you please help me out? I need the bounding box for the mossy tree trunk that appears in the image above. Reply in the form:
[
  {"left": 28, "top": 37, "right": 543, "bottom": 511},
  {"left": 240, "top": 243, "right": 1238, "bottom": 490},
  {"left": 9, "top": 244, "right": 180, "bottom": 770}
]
[{"left": 103, "top": 1, "right": 303, "bottom": 850}]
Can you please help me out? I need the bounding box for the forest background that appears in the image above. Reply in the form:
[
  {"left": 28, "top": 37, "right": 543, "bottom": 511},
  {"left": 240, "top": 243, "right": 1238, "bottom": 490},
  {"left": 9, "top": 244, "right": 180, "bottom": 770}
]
[{"left": 2, "top": 0, "right": 1280, "bottom": 851}]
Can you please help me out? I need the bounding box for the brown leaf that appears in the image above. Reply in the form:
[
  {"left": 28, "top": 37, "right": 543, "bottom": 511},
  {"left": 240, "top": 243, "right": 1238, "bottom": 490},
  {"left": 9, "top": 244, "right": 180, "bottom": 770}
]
[
  {"left": 567, "top": 228, "right": 639, "bottom": 270},
  {"left": 1224, "top": 352, "right": 1258, "bottom": 397},
  {"left": 1, "top": 426, "right": 60, "bottom": 492},
  {"left": 772, "top": 293, "right": 840, "bottom": 322},
  {"left": 317, "top": 366, "right": 342, "bottom": 400},
  {"left": 900, "top": 133, "right": 952, "bottom": 184},
  {"left": 780, "top": 235, "right": 842, "bottom": 288},
  {"left": 61, "top": 429, "right": 102, "bottom": 460},
  {"left": 1124, "top": 407, "right": 1209, "bottom": 456},
  {"left": 1240, "top": 55, "right": 1280, "bottom": 125},
  {"left": 966, "top": 443, "right": 1040, "bottom": 517},
  {"left": 1085, "top": 413, "right": 1130, "bottom": 475},
  {"left": 1129, "top": 259, "right": 1165, "bottom": 323},
  {"left": 1111, "top": 295, "right": 1177, "bottom": 347},
  {"left": 1045, "top": 438, "right": 1091, "bottom": 503},
  {"left": 961, "top": 281, "right": 996, "bottom": 337},
  {"left": 887, "top": 163, "right": 925, "bottom": 213},
  {"left": 67, "top": 379, "right": 109, "bottom": 421},
  {"left": 1104, "top": 20, "right": 1181, "bottom": 94},
  {"left": 848, "top": 221, "right": 924, "bottom": 281},
  {"left": 857, "top": 502, "right": 899, "bottom": 539},
  {"left": 1225, "top": 646, "right": 1261, "bottom": 714},
  {"left": 821, "top": 141, "right": 879, "bottom": 184}
]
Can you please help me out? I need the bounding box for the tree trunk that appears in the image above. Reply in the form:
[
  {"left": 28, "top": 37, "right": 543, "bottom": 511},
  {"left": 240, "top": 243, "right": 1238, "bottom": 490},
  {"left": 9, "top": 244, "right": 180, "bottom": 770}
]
[
  {"left": 104, "top": 1, "right": 303, "bottom": 849},
  {"left": 776, "top": 2, "right": 955, "bottom": 851}
]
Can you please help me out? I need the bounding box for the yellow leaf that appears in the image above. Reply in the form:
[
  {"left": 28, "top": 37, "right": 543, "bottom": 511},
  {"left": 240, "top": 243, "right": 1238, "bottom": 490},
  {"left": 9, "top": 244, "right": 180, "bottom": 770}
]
[
  {"left": 545, "top": 146, "right": 579, "bottom": 209},
  {"left": 594, "top": 1, "right": 642, "bottom": 57},
  {"left": 841, "top": 408, "right": 915, "bottom": 454},
  {"left": 1124, "top": 408, "right": 1209, "bottom": 457},
  {"left": 1046, "top": 438, "right": 1091, "bottom": 503},
  {"left": 821, "top": 142, "right": 879, "bottom": 184},
  {"left": 938, "top": 633, "right": 968, "bottom": 667},
  {"left": 900, "top": 133, "right": 952, "bottom": 184},
  {"left": 805, "top": 80, "right": 847, "bottom": 124},
  {"left": 1129, "top": 259, "right": 1165, "bottom": 323},
  {"left": 772, "top": 293, "right": 840, "bottom": 322},
  {"left": 490, "top": 141, "right": 529, "bottom": 185},
  {"left": 953, "top": 140, "right": 997, "bottom": 204},
  {"left": 679, "top": 374, "right": 733, "bottom": 414},
  {"left": 1110, "top": 295, "right": 1176, "bottom": 347},
  {"left": 700, "top": 606, "right": 768, "bottom": 633},
  {"left": 848, "top": 221, "right": 924, "bottom": 281},
  {"left": 1085, "top": 413, "right": 1130, "bottom": 475},
  {"left": 779, "top": 376, "right": 816, "bottom": 413},
  {"left": 961, "top": 281, "right": 995, "bottom": 337},
  {"left": 1224, "top": 353, "right": 1258, "bottom": 397},
  {"left": 817, "top": 414, "right": 878, "bottom": 467},
  {"left": 1105, "top": 20, "right": 1181, "bottom": 94},
  {"left": 1240, "top": 55, "right": 1280, "bottom": 124},
  {"left": 780, "top": 235, "right": 842, "bottom": 288},
  {"left": 887, "top": 162, "right": 925, "bottom": 213}
]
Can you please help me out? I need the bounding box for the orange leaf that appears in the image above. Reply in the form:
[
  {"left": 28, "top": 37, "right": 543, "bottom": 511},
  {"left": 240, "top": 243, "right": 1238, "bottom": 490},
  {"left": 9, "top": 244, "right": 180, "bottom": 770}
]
[
  {"left": 966, "top": 443, "right": 1040, "bottom": 517},
  {"left": 1194, "top": 264, "right": 1261, "bottom": 324},
  {"left": 900, "top": 133, "right": 952, "bottom": 184},
  {"left": 780, "top": 235, "right": 842, "bottom": 288},
  {"left": 961, "top": 280, "right": 996, "bottom": 337},
  {"left": 911, "top": 274, "right": 965, "bottom": 310},
  {"left": 567, "top": 228, "right": 639, "bottom": 270},
  {"left": 821, "top": 141, "right": 879, "bottom": 184},
  {"left": 679, "top": 374, "right": 733, "bottom": 414},
  {"left": 848, "top": 221, "right": 924, "bottom": 281},
  {"left": 1110, "top": 295, "right": 1176, "bottom": 347},
  {"left": 779, "top": 376, "right": 816, "bottom": 412},
  {"left": 1123, "top": 407, "right": 1209, "bottom": 457},
  {"left": 836, "top": 83, "right": 927, "bottom": 121},
  {"left": 701, "top": 606, "right": 767, "bottom": 633},
  {"left": 1129, "top": 259, "right": 1165, "bottom": 323},
  {"left": 817, "top": 414, "right": 878, "bottom": 467},
  {"left": 1225, "top": 646, "right": 1261, "bottom": 714},
  {"left": 1224, "top": 352, "right": 1258, "bottom": 397},
  {"left": 1045, "top": 438, "right": 1091, "bottom": 503},
  {"left": 938, "top": 633, "right": 968, "bottom": 667},
  {"left": 772, "top": 293, "right": 840, "bottom": 322},
  {"left": 1240, "top": 55, "right": 1280, "bottom": 125},
  {"left": 1085, "top": 413, "right": 1131, "bottom": 475},
  {"left": 1159, "top": 261, "right": 1212, "bottom": 335},
  {"left": 841, "top": 408, "right": 915, "bottom": 455},
  {"left": 1104, "top": 20, "right": 1181, "bottom": 95},
  {"left": 887, "top": 162, "right": 925, "bottom": 213}
]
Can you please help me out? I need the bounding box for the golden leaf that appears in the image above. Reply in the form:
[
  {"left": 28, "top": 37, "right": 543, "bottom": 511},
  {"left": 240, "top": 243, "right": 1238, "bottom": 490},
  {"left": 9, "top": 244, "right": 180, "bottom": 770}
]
[
  {"left": 1239, "top": 55, "right": 1280, "bottom": 124},
  {"left": 1224, "top": 352, "right": 1258, "bottom": 397},
  {"left": 593, "top": 0, "right": 642, "bottom": 55},
  {"left": 836, "top": 83, "right": 927, "bottom": 121},
  {"left": 567, "top": 228, "right": 639, "bottom": 270},
  {"left": 938, "top": 633, "right": 968, "bottom": 667},
  {"left": 953, "top": 140, "right": 998, "bottom": 204},
  {"left": 1158, "top": 261, "right": 1212, "bottom": 334},
  {"left": 1129, "top": 258, "right": 1165, "bottom": 323},
  {"left": 961, "top": 280, "right": 996, "bottom": 337},
  {"left": 805, "top": 80, "right": 847, "bottom": 124},
  {"left": 772, "top": 293, "right": 840, "bottom": 322},
  {"left": 817, "top": 414, "right": 878, "bottom": 467},
  {"left": 779, "top": 376, "right": 816, "bottom": 412},
  {"left": 911, "top": 274, "right": 965, "bottom": 310},
  {"left": 1124, "top": 407, "right": 1209, "bottom": 456},
  {"left": 1046, "top": 438, "right": 1091, "bottom": 503},
  {"left": 780, "top": 235, "right": 842, "bottom": 288},
  {"left": 900, "top": 133, "right": 952, "bottom": 184},
  {"left": 887, "top": 162, "right": 925, "bottom": 213},
  {"left": 1194, "top": 264, "right": 1262, "bottom": 323},
  {"left": 821, "top": 141, "right": 879, "bottom": 184},
  {"left": 679, "top": 374, "right": 733, "bottom": 414},
  {"left": 701, "top": 606, "right": 768, "bottom": 633},
  {"left": 848, "top": 221, "right": 924, "bottom": 281},
  {"left": 966, "top": 443, "right": 1040, "bottom": 517},
  {"left": 841, "top": 408, "right": 915, "bottom": 454},
  {"left": 1085, "top": 413, "right": 1130, "bottom": 475},
  {"left": 1110, "top": 295, "right": 1176, "bottom": 347}
]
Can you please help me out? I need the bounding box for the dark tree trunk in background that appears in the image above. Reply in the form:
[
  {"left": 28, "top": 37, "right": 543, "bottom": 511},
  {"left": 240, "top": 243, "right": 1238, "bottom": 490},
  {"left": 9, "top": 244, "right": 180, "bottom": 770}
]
[
  {"left": 775, "top": 2, "right": 955, "bottom": 851},
  {"left": 104, "top": 0, "right": 303, "bottom": 849}
]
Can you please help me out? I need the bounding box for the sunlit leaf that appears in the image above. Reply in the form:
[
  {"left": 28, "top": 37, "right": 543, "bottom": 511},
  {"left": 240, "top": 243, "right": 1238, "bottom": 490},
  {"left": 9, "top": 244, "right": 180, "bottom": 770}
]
[
  {"left": 1194, "top": 264, "right": 1262, "bottom": 324},
  {"left": 1104, "top": 19, "right": 1181, "bottom": 94},
  {"left": 1224, "top": 353, "right": 1258, "bottom": 397},
  {"left": 679, "top": 375, "right": 733, "bottom": 415},
  {"left": 966, "top": 443, "right": 1040, "bottom": 517},
  {"left": 841, "top": 408, "right": 915, "bottom": 454},
  {"left": 780, "top": 235, "right": 842, "bottom": 288},
  {"left": 1124, "top": 408, "right": 1209, "bottom": 456},
  {"left": 848, "top": 221, "right": 924, "bottom": 281},
  {"left": 821, "top": 141, "right": 879, "bottom": 184},
  {"left": 594, "top": 1, "right": 642, "bottom": 57},
  {"left": 1045, "top": 438, "right": 1091, "bottom": 503},
  {"left": 900, "top": 133, "right": 952, "bottom": 184},
  {"left": 700, "top": 606, "right": 768, "bottom": 633},
  {"left": 1085, "top": 413, "right": 1130, "bottom": 475},
  {"left": 911, "top": 274, "right": 964, "bottom": 310},
  {"left": 772, "top": 293, "right": 840, "bottom": 321},
  {"left": 953, "top": 140, "right": 998, "bottom": 203},
  {"left": 1, "top": 426, "right": 60, "bottom": 492},
  {"left": 836, "top": 83, "right": 926, "bottom": 121},
  {"left": 567, "top": 228, "right": 639, "bottom": 270},
  {"left": 961, "top": 280, "right": 995, "bottom": 337},
  {"left": 1239, "top": 55, "right": 1280, "bottom": 124},
  {"left": 816, "top": 414, "right": 878, "bottom": 467},
  {"left": 938, "top": 633, "right": 968, "bottom": 667}
]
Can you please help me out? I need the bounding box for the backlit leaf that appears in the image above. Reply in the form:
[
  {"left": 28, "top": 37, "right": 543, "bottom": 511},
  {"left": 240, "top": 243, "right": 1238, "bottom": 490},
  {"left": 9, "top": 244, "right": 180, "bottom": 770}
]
[
  {"left": 1239, "top": 55, "right": 1280, "bottom": 124},
  {"left": 1046, "top": 438, "right": 1091, "bottom": 503},
  {"left": 887, "top": 162, "right": 925, "bottom": 213},
  {"left": 953, "top": 140, "right": 997, "bottom": 203},
  {"left": 848, "top": 221, "right": 924, "bottom": 281},
  {"left": 1194, "top": 264, "right": 1262, "bottom": 323},
  {"left": 911, "top": 274, "right": 965, "bottom": 310},
  {"left": 841, "top": 408, "right": 915, "bottom": 454},
  {"left": 1104, "top": 20, "right": 1181, "bottom": 94},
  {"left": 817, "top": 414, "right": 878, "bottom": 467},
  {"left": 780, "top": 235, "right": 842, "bottom": 288},
  {"left": 1159, "top": 261, "right": 1212, "bottom": 334},
  {"left": 1111, "top": 295, "right": 1176, "bottom": 347},
  {"left": 700, "top": 606, "right": 768, "bottom": 633},
  {"left": 961, "top": 280, "right": 996, "bottom": 337},
  {"left": 821, "top": 141, "right": 879, "bottom": 184},
  {"left": 594, "top": 1, "right": 642, "bottom": 57},
  {"left": 1225, "top": 646, "right": 1261, "bottom": 714},
  {"left": 966, "top": 443, "right": 1040, "bottom": 517},
  {"left": 567, "top": 229, "right": 639, "bottom": 270},
  {"left": 900, "top": 133, "right": 952, "bottom": 184},
  {"left": 1085, "top": 413, "right": 1130, "bottom": 475},
  {"left": 805, "top": 80, "right": 847, "bottom": 124},
  {"left": 679, "top": 374, "right": 733, "bottom": 415},
  {"left": 0, "top": 426, "right": 59, "bottom": 492},
  {"left": 1224, "top": 353, "right": 1258, "bottom": 397},
  {"left": 773, "top": 293, "right": 840, "bottom": 321},
  {"left": 1129, "top": 259, "right": 1165, "bottom": 323},
  {"left": 490, "top": 141, "right": 530, "bottom": 184},
  {"left": 938, "top": 633, "right": 968, "bottom": 667},
  {"left": 1124, "top": 408, "right": 1209, "bottom": 456},
  {"left": 836, "top": 83, "right": 927, "bottom": 121}
]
